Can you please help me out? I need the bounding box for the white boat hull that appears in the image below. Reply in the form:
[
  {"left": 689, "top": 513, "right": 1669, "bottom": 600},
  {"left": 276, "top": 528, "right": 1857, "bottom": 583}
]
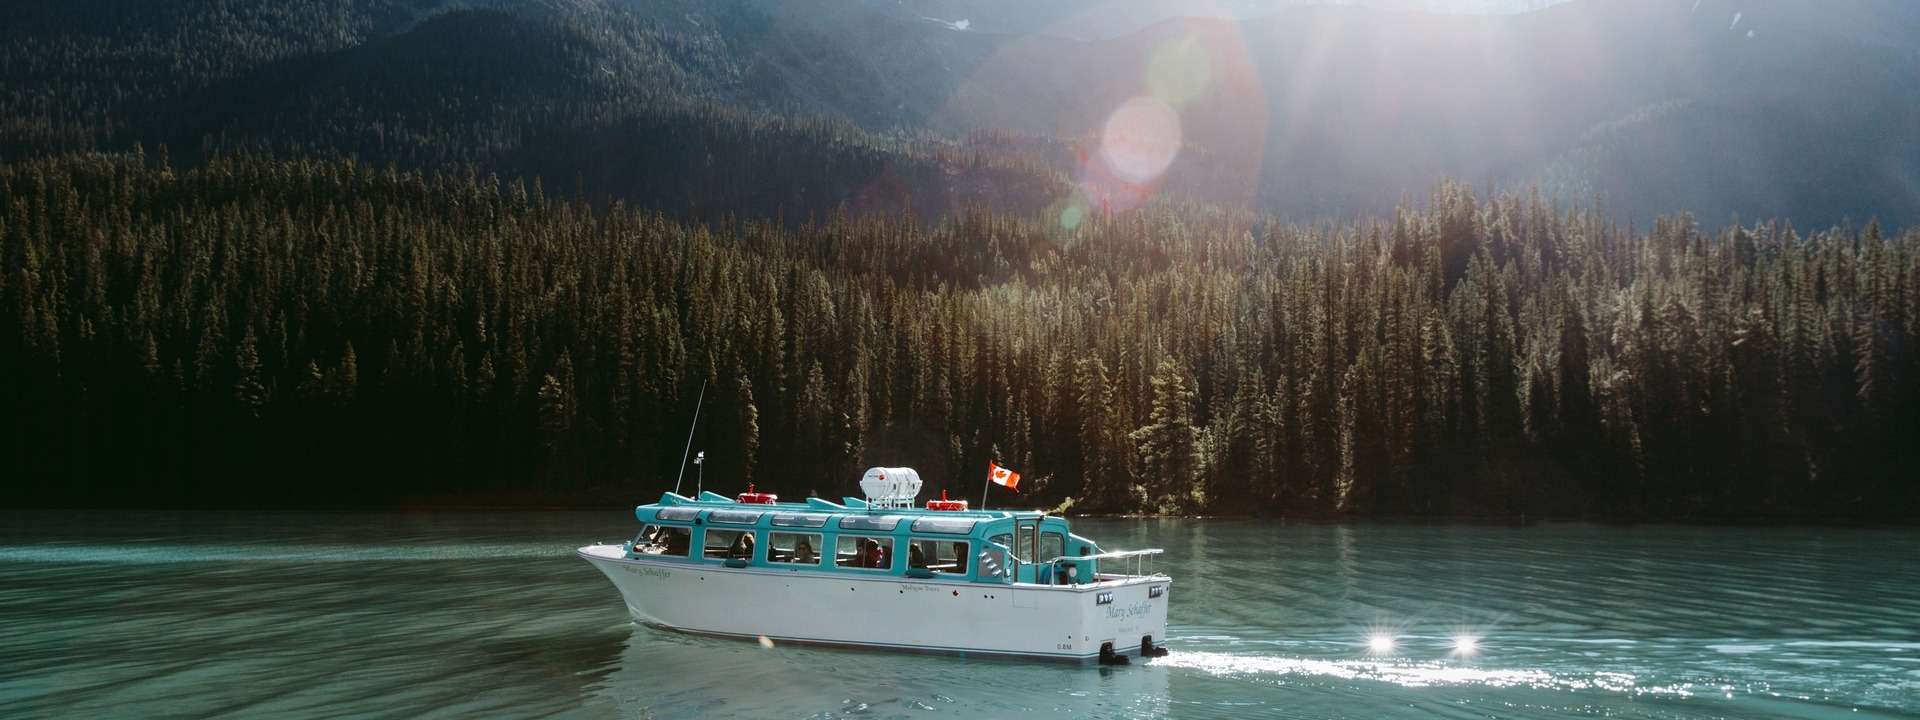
[{"left": 578, "top": 544, "right": 1170, "bottom": 663}]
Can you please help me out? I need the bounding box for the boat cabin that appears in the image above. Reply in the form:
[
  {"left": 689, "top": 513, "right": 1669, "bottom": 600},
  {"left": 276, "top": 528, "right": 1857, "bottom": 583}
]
[{"left": 624, "top": 473, "right": 1124, "bottom": 586}]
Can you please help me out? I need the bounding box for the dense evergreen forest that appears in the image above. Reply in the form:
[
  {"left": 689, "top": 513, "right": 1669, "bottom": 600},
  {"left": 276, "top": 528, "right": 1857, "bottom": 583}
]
[{"left": 3, "top": 152, "right": 1915, "bottom": 518}]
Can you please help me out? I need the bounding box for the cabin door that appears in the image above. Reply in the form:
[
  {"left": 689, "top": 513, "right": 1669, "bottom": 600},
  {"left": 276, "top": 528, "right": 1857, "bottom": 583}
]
[{"left": 1014, "top": 518, "right": 1041, "bottom": 584}]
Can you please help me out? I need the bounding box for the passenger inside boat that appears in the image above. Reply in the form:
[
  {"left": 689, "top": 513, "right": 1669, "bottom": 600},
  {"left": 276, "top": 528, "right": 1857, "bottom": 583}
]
[
  {"left": 837, "top": 536, "right": 892, "bottom": 569},
  {"left": 640, "top": 526, "right": 689, "bottom": 557},
  {"left": 767, "top": 531, "right": 820, "bottom": 564},
  {"left": 630, "top": 526, "right": 661, "bottom": 555},
  {"left": 705, "top": 529, "right": 750, "bottom": 560},
  {"left": 727, "top": 532, "right": 755, "bottom": 560},
  {"left": 908, "top": 539, "right": 969, "bottom": 574}
]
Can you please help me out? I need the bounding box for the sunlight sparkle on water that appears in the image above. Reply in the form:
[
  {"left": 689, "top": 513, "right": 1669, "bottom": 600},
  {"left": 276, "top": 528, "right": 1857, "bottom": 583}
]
[
  {"left": 1369, "top": 633, "right": 1396, "bottom": 654},
  {"left": 1154, "top": 652, "right": 1656, "bottom": 693},
  {"left": 1453, "top": 635, "right": 1479, "bottom": 656}
]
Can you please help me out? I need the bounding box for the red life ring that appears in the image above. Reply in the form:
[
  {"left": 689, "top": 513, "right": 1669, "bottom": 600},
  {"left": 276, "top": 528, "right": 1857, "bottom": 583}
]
[
  {"left": 737, "top": 493, "right": 778, "bottom": 504},
  {"left": 925, "top": 500, "right": 968, "bottom": 511}
]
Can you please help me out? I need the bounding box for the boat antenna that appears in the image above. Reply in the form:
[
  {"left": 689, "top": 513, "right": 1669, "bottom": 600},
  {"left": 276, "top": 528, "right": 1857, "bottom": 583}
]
[{"left": 672, "top": 379, "right": 708, "bottom": 496}]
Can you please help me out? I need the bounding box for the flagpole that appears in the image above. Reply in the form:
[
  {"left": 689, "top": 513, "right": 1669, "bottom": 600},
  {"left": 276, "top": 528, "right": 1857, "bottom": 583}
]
[{"left": 981, "top": 463, "right": 992, "bottom": 511}]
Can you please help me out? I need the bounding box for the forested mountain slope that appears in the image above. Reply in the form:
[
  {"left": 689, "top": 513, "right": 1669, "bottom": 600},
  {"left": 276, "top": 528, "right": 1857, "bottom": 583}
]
[
  {"left": 2, "top": 1, "right": 1916, "bottom": 516},
  {"left": 3, "top": 154, "right": 1914, "bottom": 517}
]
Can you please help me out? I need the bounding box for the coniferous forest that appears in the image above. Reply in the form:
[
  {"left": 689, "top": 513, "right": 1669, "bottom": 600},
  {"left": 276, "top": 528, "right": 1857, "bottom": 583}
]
[
  {"left": 3, "top": 152, "right": 1915, "bottom": 518},
  {"left": 1, "top": 0, "right": 1916, "bottom": 518}
]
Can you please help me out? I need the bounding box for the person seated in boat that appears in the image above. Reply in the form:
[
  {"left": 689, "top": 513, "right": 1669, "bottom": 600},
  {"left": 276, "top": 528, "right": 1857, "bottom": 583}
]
[
  {"left": 862, "top": 539, "right": 886, "bottom": 569},
  {"left": 793, "top": 538, "right": 816, "bottom": 563},
  {"left": 950, "top": 542, "right": 969, "bottom": 574},
  {"left": 630, "top": 527, "right": 658, "bottom": 556},
  {"left": 662, "top": 528, "right": 691, "bottom": 557},
  {"left": 728, "top": 532, "right": 755, "bottom": 560},
  {"left": 908, "top": 543, "right": 927, "bottom": 569}
]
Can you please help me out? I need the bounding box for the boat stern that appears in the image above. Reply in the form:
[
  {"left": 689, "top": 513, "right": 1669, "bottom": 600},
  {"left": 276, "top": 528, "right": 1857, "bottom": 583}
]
[{"left": 1074, "top": 576, "right": 1172, "bottom": 663}]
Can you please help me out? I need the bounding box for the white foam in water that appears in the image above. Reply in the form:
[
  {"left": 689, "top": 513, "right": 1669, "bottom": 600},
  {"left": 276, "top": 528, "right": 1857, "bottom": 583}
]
[{"left": 1153, "top": 651, "right": 1660, "bottom": 693}]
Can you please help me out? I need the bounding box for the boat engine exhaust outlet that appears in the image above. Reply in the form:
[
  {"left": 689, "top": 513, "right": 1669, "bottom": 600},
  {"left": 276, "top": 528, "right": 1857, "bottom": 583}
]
[
  {"left": 1098, "top": 642, "right": 1130, "bottom": 665},
  {"left": 1140, "top": 635, "right": 1168, "bottom": 657}
]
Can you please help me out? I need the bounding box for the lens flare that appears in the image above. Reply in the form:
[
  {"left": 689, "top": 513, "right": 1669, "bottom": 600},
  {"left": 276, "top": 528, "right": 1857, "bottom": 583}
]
[
  {"left": 1368, "top": 633, "right": 1395, "bottom": 654},
  {"left": 1453, "top": 635, "right": 1479, "bottom": 656},
  {"left": 1098, "top": 96, "right": 1182, "bottom": 185},
  {"left": 1147, "top": 37, "right": 1211, "bottom": 107},
  {"left": 1060, "top": 203, "right": 1084, "bottom": 229}
]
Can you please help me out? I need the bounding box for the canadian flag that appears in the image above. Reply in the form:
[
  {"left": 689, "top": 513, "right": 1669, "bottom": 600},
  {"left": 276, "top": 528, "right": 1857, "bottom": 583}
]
[{"left": 988, "top": 462, "right": 1021, "bottom": 492}]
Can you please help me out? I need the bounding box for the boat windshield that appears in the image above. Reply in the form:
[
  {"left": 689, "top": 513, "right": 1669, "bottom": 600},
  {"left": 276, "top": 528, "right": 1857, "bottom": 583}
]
[{"left": 634, "top": 524, "right": 691, "bottom": 557}]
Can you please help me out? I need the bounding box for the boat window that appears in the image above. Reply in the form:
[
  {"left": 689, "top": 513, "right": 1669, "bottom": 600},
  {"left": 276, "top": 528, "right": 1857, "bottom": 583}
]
[
  {"left": 635, "top": 525, "right": 691, "bottom": 557},
  {"left": 768, "top": 532, "right": 822, "bottom": 565},
  {"left": 655, "top": 507, "right": 701, "bottom": 522},
  {"left": 770, "top": 513, "right": 831, "bottom": 528},
  {"left": 912, "top": 538, "right": 970, "bottom": 574},
  {"left": 1016, "top": 525, "right": 1036, "bottom": 562},
  {"left": 1042, "top": 532, "right": 1065, "bottom": 561},
  {"left": 703, "top": 529, "right": 756, "bottom": 561},
  {"left": 708, "top": 510, "right": 763, "bottom": 525},
  {"left": 838, "top": 515, "right": 904, "bottom": 532},
  {"left": 909, "top": 517, "right": 978, "bottom": 535},
  {"left": 835, "top": 535, "right": 894, "bottom": 570},
  {"left": 988, "top": 533, "right": 1013, "bottom": 557}
]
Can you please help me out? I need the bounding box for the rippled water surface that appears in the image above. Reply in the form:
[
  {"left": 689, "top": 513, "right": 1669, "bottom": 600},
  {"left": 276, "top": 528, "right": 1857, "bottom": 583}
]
[{"left": 3, "top": 511, "right": 1917, "bottom": 719}]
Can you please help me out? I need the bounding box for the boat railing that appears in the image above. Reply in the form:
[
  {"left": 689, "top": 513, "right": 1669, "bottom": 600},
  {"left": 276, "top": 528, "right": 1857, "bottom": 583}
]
[{"left": 1040, "top": 548, "right": 1164, "bottom": 582}]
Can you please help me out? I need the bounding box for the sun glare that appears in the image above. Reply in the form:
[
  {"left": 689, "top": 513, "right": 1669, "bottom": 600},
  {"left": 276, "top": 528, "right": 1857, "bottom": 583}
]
[
  {"left": 1147, "top": 37, "right": 1212, "bottom": 107},
  {"left": 1368, "top": 633, "right": 1396, "bottom": 654},
  {"left": 1453, "top": 635, "right": 1479, "bottom": 656},
  {"left": 1098, "top": 97, "right": 1182, "bottom": 185}
]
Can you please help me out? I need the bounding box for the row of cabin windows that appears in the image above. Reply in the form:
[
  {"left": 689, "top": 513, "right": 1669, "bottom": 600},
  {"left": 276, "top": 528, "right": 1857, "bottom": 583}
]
[{"left": 631, "top": 524, "right": 972, "bottom": 574}]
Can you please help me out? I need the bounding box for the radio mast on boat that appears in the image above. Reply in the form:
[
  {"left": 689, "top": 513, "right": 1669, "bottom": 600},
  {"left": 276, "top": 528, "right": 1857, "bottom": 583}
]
[{"left": 673, "top": 379, "right": 707, "bottom": 496}]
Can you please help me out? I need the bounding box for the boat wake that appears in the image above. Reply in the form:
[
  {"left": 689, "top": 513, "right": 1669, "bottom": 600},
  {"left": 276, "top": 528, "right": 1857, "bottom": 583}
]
[{"left": 1151, "top": 650, "right": 1672, "bottom": 694}]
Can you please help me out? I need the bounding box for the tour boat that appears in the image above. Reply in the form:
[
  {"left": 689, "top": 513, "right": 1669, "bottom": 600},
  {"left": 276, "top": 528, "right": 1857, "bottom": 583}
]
[{"left": 578, "top": 467, "right": 1171, "bottom": 664}]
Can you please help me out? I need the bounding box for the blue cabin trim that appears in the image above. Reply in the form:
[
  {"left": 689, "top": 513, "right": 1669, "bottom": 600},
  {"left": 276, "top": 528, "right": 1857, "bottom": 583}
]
[{"left": 626, "top": 493, "right": 1103, "bottom": 583}]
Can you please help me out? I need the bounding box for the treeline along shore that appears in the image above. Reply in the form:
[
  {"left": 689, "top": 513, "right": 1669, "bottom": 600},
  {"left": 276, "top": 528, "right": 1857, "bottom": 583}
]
[{"left": 2, "top": 151, "right": 1916, "bottom": 519}]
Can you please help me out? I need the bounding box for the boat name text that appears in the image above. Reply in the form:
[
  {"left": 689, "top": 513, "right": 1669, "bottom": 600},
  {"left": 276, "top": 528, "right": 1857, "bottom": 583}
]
[{"left": 1106, "top": 601, "right": 1153, "bottom": 619}]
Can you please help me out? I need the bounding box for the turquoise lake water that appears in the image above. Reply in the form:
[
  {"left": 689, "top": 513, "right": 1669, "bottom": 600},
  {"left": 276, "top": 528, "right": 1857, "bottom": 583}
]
[{"left": 2, "top": 511, "right": 1917, "bottom": 719}]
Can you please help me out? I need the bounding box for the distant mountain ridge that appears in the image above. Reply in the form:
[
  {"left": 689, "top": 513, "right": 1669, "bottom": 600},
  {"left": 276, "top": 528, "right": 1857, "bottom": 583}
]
[{"left": 1, "top": 0, "right": 1915, "bottom": 229}]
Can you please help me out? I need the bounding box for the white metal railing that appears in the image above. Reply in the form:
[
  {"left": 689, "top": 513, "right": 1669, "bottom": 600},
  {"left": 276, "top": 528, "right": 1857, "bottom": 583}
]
[{"left": 1041, "top": 548, "right": 1164, "bottom": 583}]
